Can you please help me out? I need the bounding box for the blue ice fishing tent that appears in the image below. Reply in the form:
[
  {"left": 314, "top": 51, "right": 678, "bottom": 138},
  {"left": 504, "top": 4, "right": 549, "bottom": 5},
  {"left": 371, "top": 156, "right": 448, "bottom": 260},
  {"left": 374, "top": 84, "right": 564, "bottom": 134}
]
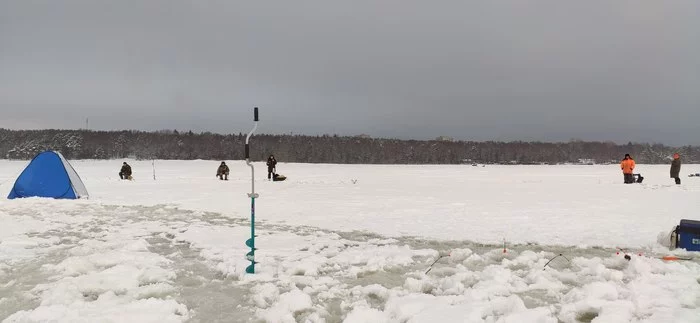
[{"left": 7, "top": 151, "right": 89, "bottom": 199}]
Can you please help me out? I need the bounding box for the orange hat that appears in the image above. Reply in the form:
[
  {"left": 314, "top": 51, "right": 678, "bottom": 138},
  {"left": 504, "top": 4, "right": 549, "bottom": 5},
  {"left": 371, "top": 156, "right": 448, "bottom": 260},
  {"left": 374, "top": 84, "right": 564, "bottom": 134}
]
[{"left": 673, "top": 153, "right": 680, "bottom": 159}]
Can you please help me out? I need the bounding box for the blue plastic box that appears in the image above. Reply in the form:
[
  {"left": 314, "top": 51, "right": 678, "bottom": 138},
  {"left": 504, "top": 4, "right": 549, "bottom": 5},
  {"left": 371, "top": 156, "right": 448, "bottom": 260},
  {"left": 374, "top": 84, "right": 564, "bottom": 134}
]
[{"left": 676, "top": 219, "right": 700, "bottom": 252}]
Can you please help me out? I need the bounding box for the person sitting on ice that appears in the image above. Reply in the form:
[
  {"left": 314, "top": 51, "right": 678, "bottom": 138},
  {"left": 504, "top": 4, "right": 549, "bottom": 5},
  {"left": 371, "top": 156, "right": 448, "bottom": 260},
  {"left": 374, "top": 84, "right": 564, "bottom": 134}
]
[
  {"left": 620, "top": 154, "right": 635, "bottom": 184},
  {"left": 216, "top": 161, "right": 230, "bottom": 180},
  {"left": 119, "top": 162, "right": 132, "bottom": 180}
]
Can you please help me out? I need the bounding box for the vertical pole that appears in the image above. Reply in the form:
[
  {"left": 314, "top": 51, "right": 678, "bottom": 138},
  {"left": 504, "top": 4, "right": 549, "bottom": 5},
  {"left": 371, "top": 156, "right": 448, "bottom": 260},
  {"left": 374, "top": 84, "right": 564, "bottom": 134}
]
[
  {"left": 152, "top": 159, "right": 156, "bottom": 180},
  {"left": 245, "top": 107, "right": 259, "bottom": 274}
]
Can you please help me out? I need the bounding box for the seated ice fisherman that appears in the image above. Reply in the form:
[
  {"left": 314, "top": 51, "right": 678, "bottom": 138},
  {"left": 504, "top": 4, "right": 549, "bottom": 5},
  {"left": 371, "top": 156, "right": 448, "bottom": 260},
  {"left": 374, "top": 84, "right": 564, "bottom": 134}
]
[
  {"left": 217, "top": 161, "right": 230, "bottom": 180},
  {"left": 119, "top": 162, "right": 132, "bottom": 180}
]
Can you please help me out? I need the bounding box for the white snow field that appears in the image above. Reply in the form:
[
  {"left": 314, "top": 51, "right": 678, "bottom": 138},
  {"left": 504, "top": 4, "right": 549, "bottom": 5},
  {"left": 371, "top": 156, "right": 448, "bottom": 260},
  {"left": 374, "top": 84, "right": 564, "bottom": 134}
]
[{"left": 1, "top": 160, "right": 699, "bottom": 323}]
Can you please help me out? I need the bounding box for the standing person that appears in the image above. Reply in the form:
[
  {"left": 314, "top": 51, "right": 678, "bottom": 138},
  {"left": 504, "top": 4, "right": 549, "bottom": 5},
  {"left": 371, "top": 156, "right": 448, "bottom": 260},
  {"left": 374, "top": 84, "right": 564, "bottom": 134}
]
[
  {"left": 620, "top": 154, "right": 635, "bottom": 184},
  {"left": 670, "top": 153, "right": 681, "bottom": 185},
  {"left": 119, "top": 162, "right": 132, "bottom": 180},
  {"left": 266, "top": 155, "right": 277, "bottom": 180},
  {"left": 216, "top": 161, "right": 230, "bottom": 181}
]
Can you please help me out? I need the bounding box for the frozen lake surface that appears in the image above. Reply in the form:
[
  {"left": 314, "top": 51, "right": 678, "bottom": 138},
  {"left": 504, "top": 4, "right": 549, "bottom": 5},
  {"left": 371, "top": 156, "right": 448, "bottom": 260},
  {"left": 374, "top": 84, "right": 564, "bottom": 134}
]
[{"left": 1, "top": 160, "right": 699, "bottom": 322}]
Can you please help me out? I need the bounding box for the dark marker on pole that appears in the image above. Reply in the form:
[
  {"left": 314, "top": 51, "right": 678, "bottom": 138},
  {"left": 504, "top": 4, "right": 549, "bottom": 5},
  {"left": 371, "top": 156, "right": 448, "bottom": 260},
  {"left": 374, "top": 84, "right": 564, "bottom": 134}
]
[{"left": 245, "top": 107, "right": 259, "bottom": 274}]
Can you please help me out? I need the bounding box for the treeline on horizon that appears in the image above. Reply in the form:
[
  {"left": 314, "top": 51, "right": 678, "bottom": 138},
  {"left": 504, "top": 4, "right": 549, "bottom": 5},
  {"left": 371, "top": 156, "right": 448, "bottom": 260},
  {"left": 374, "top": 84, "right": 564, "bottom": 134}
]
[{"left": 0, "top": 128, "right": 698, "bottom": 164}]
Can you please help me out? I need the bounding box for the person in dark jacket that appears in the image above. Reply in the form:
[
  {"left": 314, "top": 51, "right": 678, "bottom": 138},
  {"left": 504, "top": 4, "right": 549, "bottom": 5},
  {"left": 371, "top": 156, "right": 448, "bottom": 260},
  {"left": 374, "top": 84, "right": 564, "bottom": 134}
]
[
  {"left": 670, "top": 153, "right": 681, "bottom": 185},
  {"left": 620, "top": 154, "right": 635, "bottom": 184},
  {"left": 266, "top": 155, "right": 277, "bottom": 180},
  {"left": 216, "top": 161, "right": 230, "bottom": 180},
  {"left": 119, "top": 162, "right": 132, "bottom": 180}
]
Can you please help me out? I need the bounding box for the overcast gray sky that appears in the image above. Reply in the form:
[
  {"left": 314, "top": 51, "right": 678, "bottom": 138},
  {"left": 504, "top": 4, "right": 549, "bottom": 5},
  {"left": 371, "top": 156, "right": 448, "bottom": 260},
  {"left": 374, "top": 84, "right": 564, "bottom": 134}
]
[{"left": 1, "top": 1, "right": 698, "bottom": 145}]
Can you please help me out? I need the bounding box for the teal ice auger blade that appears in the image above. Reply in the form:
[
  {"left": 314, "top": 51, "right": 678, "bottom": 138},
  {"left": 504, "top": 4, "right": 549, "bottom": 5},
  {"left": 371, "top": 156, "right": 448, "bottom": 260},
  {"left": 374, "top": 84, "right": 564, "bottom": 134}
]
[{"left": 245, "top": 238, "right": 256, "bottom": 248}]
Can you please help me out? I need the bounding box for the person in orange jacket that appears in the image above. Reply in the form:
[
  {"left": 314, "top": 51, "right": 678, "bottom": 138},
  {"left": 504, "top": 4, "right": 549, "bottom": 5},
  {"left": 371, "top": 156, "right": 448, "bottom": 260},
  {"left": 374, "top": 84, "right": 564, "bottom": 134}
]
[{"left": 621, "top": 154, "right": 636, "bottom": 184}]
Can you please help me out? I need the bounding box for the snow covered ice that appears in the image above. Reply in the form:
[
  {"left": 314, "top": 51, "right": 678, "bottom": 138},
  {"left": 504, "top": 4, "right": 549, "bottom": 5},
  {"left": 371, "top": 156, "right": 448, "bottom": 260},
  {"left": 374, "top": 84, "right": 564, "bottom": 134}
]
[{"left": 1, "top": 160, "right": 699, "bottom": 322}]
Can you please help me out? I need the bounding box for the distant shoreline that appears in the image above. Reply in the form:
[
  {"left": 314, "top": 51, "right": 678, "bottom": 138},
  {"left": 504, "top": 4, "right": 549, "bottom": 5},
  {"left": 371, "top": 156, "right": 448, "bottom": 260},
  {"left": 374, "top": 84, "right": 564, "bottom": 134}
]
[{"left": 1, "top": 128, "right": 697, "bottom": 164}]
